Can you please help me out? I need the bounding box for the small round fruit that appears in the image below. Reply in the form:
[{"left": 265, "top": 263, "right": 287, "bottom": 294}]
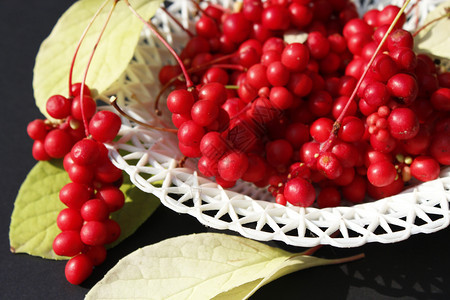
[
  {"left": 65, "top": 254, "right": 93, "bottom": 285},
  {"left": 89, "top": 111, "right": 122, "bottom": 143},
  {"left": 284, "top": 177, "right": 315, "bottom": 207}
]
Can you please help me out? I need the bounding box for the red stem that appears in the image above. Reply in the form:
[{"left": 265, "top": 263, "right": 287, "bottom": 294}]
[
  {"left": 319, "top": 0, "right": 412, "bottom": 154},
  {"left": 124, "top": 0, "right": 194, "bottom": 89},
  {"left": 153, "top": 51, "right": 241, "bottom": 113},
  {"left": 68, "top": 0, "right": 110, "bottom": 98},
  {"left": 79, "top": 0, "right": 118, "bottom": 137},
  {"left": 110, "top": 97, "right": 178, "bottom": 133},
  {"left": 160, "top": 6, "right": 195, "bottom": 38},
  {"left": 413, "top": 11, "right": 450, "bottom": 38}
]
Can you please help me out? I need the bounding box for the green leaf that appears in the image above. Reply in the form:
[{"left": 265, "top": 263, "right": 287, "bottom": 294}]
[
  {"left": 9, "top": 161, "right": 69, "bottom": 259},
  {"left": 33, "top": 0, "right": 164, "bottom": 118},
  {"left": 414, "top": 1, "right": 450, "bottom": 60},
  {"left": 9, "top": 160, "right": 160, "bottom": 259},
  {"left": 86, "top": 233, "right": 363, "bottom": 300}
]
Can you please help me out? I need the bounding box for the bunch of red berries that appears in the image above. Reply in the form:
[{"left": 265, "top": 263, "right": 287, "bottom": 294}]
[
  {"left": 27, "top": 84, "right": 124, "bottom": 284},
  {"left": 159, "top": 0, "right": 450, "bottom": 208}
]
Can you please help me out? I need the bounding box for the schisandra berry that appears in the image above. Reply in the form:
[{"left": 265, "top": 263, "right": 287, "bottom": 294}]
[
  {"left": 410, "top": 156, "right": 440, "bottom": 182},
  {"left": 44, "top": 129, "right": 73, "bottom": 158},
  {"left": 46, "top": 95, "right": 71, "bottom": 119},
  {"left": 57, "top": 208, "right": 84, "bottom": 231},
  {"left": 283, "top": 177, "right": 315, "bottom": 207},
  {"left": 71, "top": 138, "right": 100, "bottom": 165},
  {"left": 88, "top": 111, "right": 122, "bottom": 143},
  {"left": 53, "top": 230, "right": 84, "bottom": 257},
  {"left": 65, "top": 254, "right": 93, "bottom": 285},
  {"left": 27, "top": 119, "right": 48, "bottom": 140}
]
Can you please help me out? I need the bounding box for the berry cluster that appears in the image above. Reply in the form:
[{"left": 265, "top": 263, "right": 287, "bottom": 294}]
[
  {"left": 27, "top": 84, "right": 124, "bottom": 284},
  {"left": 159, "top": 0, "right": 450, "bottom": 208}
]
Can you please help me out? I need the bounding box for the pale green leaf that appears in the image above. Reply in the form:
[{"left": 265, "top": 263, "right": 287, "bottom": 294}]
[
  {"left": 86, "top": 233, "right": 362, "bottom": 300},
  {"left": 9, "top": 160, "right": 160, "bottom": 259},
  {"left": 414, "top": 1, "right": 450, "bottom": 60},
  {"left": 9, "top": 161, "right": 69, "bottom": 259},
  {"left": 33, "top": 0, "right": 164, "bottom": 118}
]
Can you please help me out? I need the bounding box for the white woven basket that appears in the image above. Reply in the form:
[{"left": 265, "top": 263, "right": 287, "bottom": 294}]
[{"left": 98, "top": 0, "right": 450, "bottom": 248}]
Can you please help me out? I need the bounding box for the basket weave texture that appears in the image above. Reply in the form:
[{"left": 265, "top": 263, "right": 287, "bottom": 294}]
[{"left": 97, "top": 0, "right": 450, "bottom": 247}]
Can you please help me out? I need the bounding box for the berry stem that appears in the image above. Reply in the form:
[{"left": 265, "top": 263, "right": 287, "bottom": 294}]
[
  {"left": 110, "top": 96, "right": 178, "bottom": 133},
  {"left": 160, "top": 6, "right": 195, "bottom": 38},
  {"left": 153, "top": 51, "right": 242, "bottom": 114},
  {"left": 68, "top": 0, "right": 110, "bottom": 98},
  {"left": 211, "top": 64, "right": 246, "bottom": 71},
  {"left": 412, "top": 9, "right": 450, "bottom": 38},
  {"left": 124, "top": 0, "right": 194, "bottom": 89},
  {"left": 321, "top": 0, "right": 412, "bottom": 153},
  {"left": 79, "top": 0, "right": 118, "bottom": 137}
]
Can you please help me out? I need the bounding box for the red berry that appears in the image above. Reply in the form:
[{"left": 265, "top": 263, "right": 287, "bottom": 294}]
[
  {"left": 71, "top": 138, "right": 100, "bottom": 165},
  {"left": 367, "top": 161, "right": 397, "bottom": 187},
  {"left": 71, "top": 83, "right": 91, "bottom": 96},
  {"left": 46, "top": 95, "right": 71, "bottom": 119},
  {"left": 71, "top": 95, "right": 97, "bottom": 121},
  {"left": 27, "top": 119, "right": 48, "bottom": 140},
  {"left": 57, "top": 208, "right": 84, "bottom": 231},
  {"left": 281, "top": 43, "right": 309, "bottom": 72},
  {"left": 217, "top": 151, "right": 249, "bottom": 181},
  {"left": 430, "top": 88, "right": 450, "bottom": 111},
  {"left": 222, "top": 13, "right": 251, "bottom": 43},
  {"left": 32, "top": 140, "right": 51, "bottom": 161},
  {"left": 59, "top": 182, "right": 92, "bottom": 209},
  {"left": 65, "top": 254, "right": 93, "bottom": 285},
  {"left": 44, "top": 129, "right": 73, "bottom": 158},
  {"left": 284, "top": 177, "right": 315, "bottom": 207},
  {"left": 83, "top": 245, "right": 107, "bottom": 266},
  {"left": 80, "top": 221, "right": 107, "bottom": 246},
  {"left": 81, "top": 199, "right": 109, "bottom": 221},
  {"left": 89, "top": 111, "right": 122, "bottom": 143},
  {"left": 317, "top": 187, "right": 341, "bottom": 208},
  {"left": 53, "top": 230, "right": 84, "bottom": 257},
  {"left": 104, "top": 219, "right": 121, "bottom": 244},
  {"left": 166, "top": 89, "right": 195, "bottom": 115},
  {"left": 96, "top": 186, "right": 125, "bottom": 212},
  {"left": 388, "top": 108, "right": 419, "bottom": 140},
  {"left": 410, "top": 156, "right": 440, "bottom": 182}
]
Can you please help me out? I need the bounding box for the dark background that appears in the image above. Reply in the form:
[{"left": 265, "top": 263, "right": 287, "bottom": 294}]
[{"left": 1, "top": 1, "right": 449, "bottom": 299}]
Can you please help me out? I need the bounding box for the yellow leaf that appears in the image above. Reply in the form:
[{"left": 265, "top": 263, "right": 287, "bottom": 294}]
[{"left": 33, "top": 0, "right": 164, "bottom": 118}]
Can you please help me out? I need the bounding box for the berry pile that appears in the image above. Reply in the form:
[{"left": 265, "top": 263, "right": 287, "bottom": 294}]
[
  {"left": 159, "top": 0, "right": 450, "bottom": 208},
  {"left": 27, "top": 84, "right": 124, "bottom": 284}
]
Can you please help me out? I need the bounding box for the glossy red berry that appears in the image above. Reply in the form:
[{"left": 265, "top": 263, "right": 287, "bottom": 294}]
[
  {"left": 57, "top": 208, "right": 84, "bottom": 231},
  {"left": 388, "top": 108, "right": 419, "bottom": 140},
  {"left": 410, "top": 156, "right": 440, "bottom": 182},
  {"left": 96, "top": 186, "right": 125, "bottom": 212},
  {"left": 367, "top": 160, "right": 397, "bottom": 187},
  {"left": 44, "top": 129, "right": 73, "bottom": 158},
  {"left": 71, "top": 95, "right": 97, "bottom": 121},
  {"left": 218, "top": 151, "right": 249, "bottom": 181},
  {"left": 80, "top": 221, "right": 107, "bottom": 246},
  {"left": 27, "top": 119, "right": 48, "bottom": 140},
  {"left": 53, "top": 230, "right": 84, "bottom": 257},
  {"left": 284, "top": 177, "right": 315, "bottom": 207},
  {"left": 65, "top": 254, "right": 93, "bottom": 285},
  {"left": 81, "top": 199, "right": 109, "bottom": 221},
  {"left": 71, "top": 138, "right": 100, "bottom": 165},
  {"left": 89, "top": 111, "right": 122, "bottom": 143},
  {"left": 46, "top": 95, "right": 71, "bottom": 119}
]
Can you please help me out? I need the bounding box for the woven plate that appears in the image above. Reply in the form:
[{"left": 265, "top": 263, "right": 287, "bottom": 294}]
[{"left": 97, "top": 0, "right": 450, "bottom": 248}]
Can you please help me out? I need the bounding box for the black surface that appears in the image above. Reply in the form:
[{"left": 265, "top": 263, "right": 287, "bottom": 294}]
[{"left": 1, "top": 1, "right": 449, "bottom": 299}]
